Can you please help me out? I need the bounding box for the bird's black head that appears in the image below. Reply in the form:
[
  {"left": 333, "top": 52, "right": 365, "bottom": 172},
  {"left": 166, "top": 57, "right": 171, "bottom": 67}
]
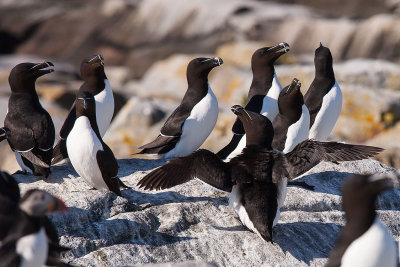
[
  {"left": 186, "top": 57, "right": 223, "bottom": 84},
  {"left": 76, "top": 91, "right": 96, "bottom": 118},
  {"left": 314, "top": 43, "right": 333, "bottom": 76},
  {"left": 19, "top": 189, "right": 67, "bottom": 217},
  {"left": 231, "top": 105, "right": 274, "bottom": 148},
  {"left": 80, "top": 54, "right": 106, "bottom": 81},
  {"left": 251, "top": 42, "right": 290, "bottom": 73},
  {"left": 8, "top": 62, "right": 54, "bottom": 92},
  {"left": 342, "top": 173, "right": 398, "bottom": 222},
  {"left": 278, "top": 78, "right": 304, "bottom": 123}
]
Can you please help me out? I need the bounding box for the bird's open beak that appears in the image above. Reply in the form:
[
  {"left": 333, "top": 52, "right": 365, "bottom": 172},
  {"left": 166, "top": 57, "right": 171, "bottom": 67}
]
[{"left": 231, "top": 105, "right": 252, "bottom": 122}]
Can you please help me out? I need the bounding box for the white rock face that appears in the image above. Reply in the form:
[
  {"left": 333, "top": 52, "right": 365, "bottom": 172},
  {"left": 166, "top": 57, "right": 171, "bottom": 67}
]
[{"left": 11, "top": 158, "right": 400, "bottom": 266}]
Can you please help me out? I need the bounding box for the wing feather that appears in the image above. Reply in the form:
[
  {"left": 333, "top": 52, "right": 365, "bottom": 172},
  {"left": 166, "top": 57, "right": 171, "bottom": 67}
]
[{"left": 137, "top": 149, "right": 233, "bottom": 192}]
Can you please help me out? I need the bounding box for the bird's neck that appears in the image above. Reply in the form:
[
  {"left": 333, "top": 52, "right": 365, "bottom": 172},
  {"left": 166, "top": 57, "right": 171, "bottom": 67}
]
[{"left": 250, "top": 67, "right": 275, "bottom": 96}]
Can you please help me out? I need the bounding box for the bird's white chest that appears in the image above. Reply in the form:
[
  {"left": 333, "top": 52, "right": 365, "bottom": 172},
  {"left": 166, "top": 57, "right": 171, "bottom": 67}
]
[
  {"left": 309, "top": 80, "right": 342, "bottom": 141},
  {"left": 260, "top": 74, "right": 283, "bottom": 121},
  {"left": 283, "top": 104, "right": 310, "bottom": 153},
  {"left": 16, "top": 227, "right": 48, "bottom": 267},
  {"left": 67, "top": 117, "right": 109, "bottom": 190},
  {"left": 95, "top": 79, "right": 114, "bottom": 137},
  {"left": 342, "top": 217, "right": 397, "bottom": 267},
  {"left": 228, "top": 186, "right": 262, "bottom": 238},
  {"left": 165, "top": 85, "right": 218, "bottom": 158}
]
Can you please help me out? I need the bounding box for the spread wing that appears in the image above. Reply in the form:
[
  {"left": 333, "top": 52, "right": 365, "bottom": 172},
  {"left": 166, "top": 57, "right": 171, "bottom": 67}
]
[
  {"left": 137, "top": 149, "right": 233, "bottom": 192},
  {"left": 274, "top": 140, "right": 383, "bottom": 180}
]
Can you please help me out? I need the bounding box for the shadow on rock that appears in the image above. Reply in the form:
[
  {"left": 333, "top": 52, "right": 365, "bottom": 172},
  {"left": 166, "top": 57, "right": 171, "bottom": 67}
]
[
  {"left": 124, "top": 190, "right": 228, "bottom": 208},
  {"left": 118, "top": 158, "right": 168, "bottom": 177},
  {"left": 289, "top": 171, "right": 353, "bottom": 196},
  {"left": 273, "top": 221, "right": 341, "bottom": 264}
]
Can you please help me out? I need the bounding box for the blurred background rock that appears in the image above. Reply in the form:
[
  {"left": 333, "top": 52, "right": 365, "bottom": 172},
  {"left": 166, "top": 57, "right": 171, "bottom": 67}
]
[{"left": 0, "top": 0, "right": 400, "bottom": 173}]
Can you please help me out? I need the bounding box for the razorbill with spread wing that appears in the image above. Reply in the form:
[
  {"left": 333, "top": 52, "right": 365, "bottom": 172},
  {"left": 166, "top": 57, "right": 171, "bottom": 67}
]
[
  {"left": 2, "top": 62, "right": 55, "bottom": 177},
  {"left": 138, "top": 56, "right": 223, "bottom": 158},
  {"left": 67, "top": 91, "right": 127, "bottom": 196},
  {"left": 52, "top": 54, "right": 114, "bottom": 165},
  {"left": 304, "top": 43, "right": 342, "bottom": 141},
  {"left": 217, "top": 42, "right": 290, "bottom": 161},
  {"left": 138, "top": 106, "right": 382, "bottom": 241},
  {"left": 326, "top": 173, "right": 398, "bottom": 267}
]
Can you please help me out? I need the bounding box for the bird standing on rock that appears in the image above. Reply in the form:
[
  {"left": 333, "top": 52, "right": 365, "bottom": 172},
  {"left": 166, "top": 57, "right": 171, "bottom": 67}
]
[
  {"left": 304, "top": 43, "right": 342, "bottom": 141},
  {"left": 67, "top": 91, "right": 127, "bottom": 196},
  {"left": 52, "top": 54, "right": 114, "bottom": 166},
  {"left": 1, "top": 62, "right": 55, "bottom": 178},
  {"left": 138, "top": 56, "right": 223, "bottom": 158},
  {"left": 217, "top": 42, "right": 290, "bottom": 161},
  {"left": 138, "top": 105, "right": 383, "bottom": 242}
]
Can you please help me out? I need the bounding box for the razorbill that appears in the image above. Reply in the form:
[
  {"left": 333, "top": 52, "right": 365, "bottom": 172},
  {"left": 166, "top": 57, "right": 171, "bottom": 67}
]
[
  {"left": 66, "top": 91, "right": 127, "bottom": 196},
  {"left": 138, "top": 56, "right": 223, "bottom": 158},
  {"left": 272, "top": 78, "right": 314, "bottom": 191},
  {"left": 304, "top": 43, "right": 342, "bottom": 141},
  {"left": 272, "top": 78, "right": 310, "bottom": 153},
  {"left": 326, "top": 173, "right": 398, "bottom": 267},
  {"left": 0, "top": 188, "right": 68, "bottom": 267},
  {"left": 2, "top": 62, "right": 55, "bottom": 177},
  {"left": 0, "top": 171, "right": 70, "bottom": 266},
  {"left": 217, "top": 42, "right": 290, "bottom": 161},
  {"left": 52, "top": 54, "right": 114, "bottom": 165},
  {"left": 138, "top": 105, "right": 382, "bottom": 241}
]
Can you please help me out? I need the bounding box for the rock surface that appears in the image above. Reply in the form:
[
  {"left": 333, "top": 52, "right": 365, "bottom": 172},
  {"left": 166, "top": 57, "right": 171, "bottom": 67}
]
[{"left": 12, "top": 157, "right": 400, "bottom": 266}]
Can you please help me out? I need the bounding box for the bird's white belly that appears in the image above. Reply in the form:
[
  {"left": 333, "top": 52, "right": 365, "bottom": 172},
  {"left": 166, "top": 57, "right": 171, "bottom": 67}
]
[
  {"left": 16, "top": 227, "right": 48, "bottom": 267},
  {"left": 225, "top": 74, "right": 282, "bottom": 161},
  {"left": 283, "top": 104, "right": 310, "bottom": 153},
  {"left": 224, "top": 134, "right": 246, "bottom": 162},
  {"left": 95, "top": 79, "right": 114, "bottom": 137},
  {"left": 14, "top": 152, "right": 32, "bottom": 174},
  {"left": 342, "top": 217, "right": 397, "bottom": 267},
  {"left": 260, "top": 74, "right": 282, "bottom": 121},
  {"left": 165, "top": 86, "right": 218, "bottom": 158},
  {"left": 229, "top": 186, "right": 262, "bottom": 238},
  {"left": 309, "top": 80, "right": 342, "bottom": 141},
  {"left": 274, "top": 177, "right": 287, "bottom": 227},
  {"left": 67, "top": 117, "right": 109, "bottom": 190}
]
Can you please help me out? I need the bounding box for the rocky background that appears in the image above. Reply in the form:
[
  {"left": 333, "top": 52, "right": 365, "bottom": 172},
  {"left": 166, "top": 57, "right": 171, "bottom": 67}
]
[{"left": 1, "top": 0, "right": 400, "bottom": 266}]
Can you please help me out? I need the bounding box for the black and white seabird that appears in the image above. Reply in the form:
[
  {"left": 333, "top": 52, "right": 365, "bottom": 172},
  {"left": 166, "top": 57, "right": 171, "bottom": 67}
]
[
  {"left": 138, "top": 56, "right": 223, "bottom": 158},
  {"left": 0, "top": 171, "right": 70, "bottom": 267},
  {"left": 272, "top": 78, "right": 310, "bottom": 153},
  {"left": 217, "top": 42, "right": 290, "bottom": 161},
  {"left": 0, "top": 187, "right": 68, "bottom": 267},
  {"left": 138, "top": 106, "right": 382, "bottom": 241},
  {"left": 66, "top": 91, "right": 127, "bottom": 196},
  {"left": 52, "top": 54, "right": 114, "bottom": 165},
  {"left": 2, "top": 62, "right": 56, "bottom": 177},
  {"left": 326, "top": 173, "right": 398, "bottom": 267},
  {"left": 304, "top": 43, "right": 342, "bottom": 141}
]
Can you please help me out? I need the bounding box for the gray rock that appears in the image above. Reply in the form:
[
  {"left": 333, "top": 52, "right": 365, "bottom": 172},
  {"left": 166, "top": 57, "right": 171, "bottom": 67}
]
[{"left": 11, "top": 157, "right": 400, "bottom": 266}]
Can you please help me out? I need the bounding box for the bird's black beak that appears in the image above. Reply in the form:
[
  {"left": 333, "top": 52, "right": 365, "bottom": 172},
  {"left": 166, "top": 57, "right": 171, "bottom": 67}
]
[
  {"left": 231, "top": 105, "right": 252, "bottom": 122},
  {"left": 266, "top": 42, "right": 290, "bottom": 55},
  {"left": 319, "top": 42, "right": 323, "bottom": 48},
  {"left": 283, "top": 78, "right": 301, "bottom": 95},
  {"left": 30, "top": 62, "right": 54, "bottom": 77},
  {"left": 88, "top": 54, "right": 104, "bottom": 66},
  {"left": 0, "top": 127, "right": 10, "bottom": 142},
  {"left": 201, "top": 57, "right": 223, "bottom": 67}
]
